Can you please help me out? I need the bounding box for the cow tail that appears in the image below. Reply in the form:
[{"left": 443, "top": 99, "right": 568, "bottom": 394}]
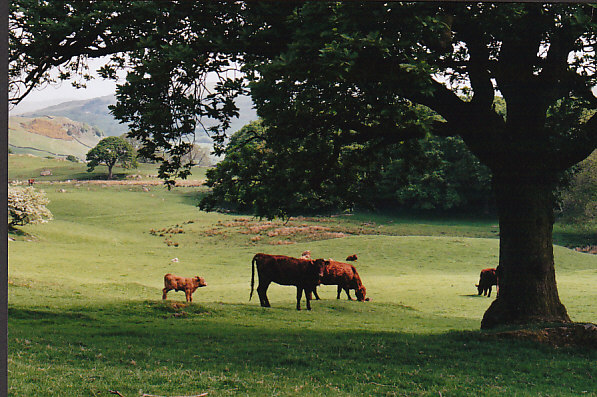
[{"left": 250, "top": 255, "right": 256, "bottom": 301}]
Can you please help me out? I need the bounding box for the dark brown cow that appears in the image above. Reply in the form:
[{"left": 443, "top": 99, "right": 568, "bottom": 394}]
[
  {"left": 162, "top": 273, "right": 207, "bottom": 302},
  {"left": 312, "top": 259, "right": 368, "bottom": 301},
  {"left": 345, "top": 254, "right": 358, "bottom": 261},
  {"left": 475, "top": 268, "right": 498, "bottom": 297},
  {"left": 250, "top": 253, "right": 325, "bottom": 310}
]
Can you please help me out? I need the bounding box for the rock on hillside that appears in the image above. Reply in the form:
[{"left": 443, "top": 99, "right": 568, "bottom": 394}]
[{"left": 9, "top": 115, "right": 104, "bottom": 160}]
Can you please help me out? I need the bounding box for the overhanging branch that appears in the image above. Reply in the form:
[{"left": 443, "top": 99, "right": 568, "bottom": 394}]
[{"left": 553, "top": 112, "right": 597, "bottom": 170}]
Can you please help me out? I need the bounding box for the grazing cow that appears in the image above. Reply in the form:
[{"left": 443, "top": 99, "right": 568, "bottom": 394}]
[
  {"left": 162, "top": 273, "right": 207, "bottom": 302},
  {"left": 475, "top": 268, "right": 498, "bottom": 297},
  {"left": 300, "top": 250, "right": 312, "bottom": 259},
  {"left": 28, "top": 178, "right": 35, "bottom": 186},
  {"left": 345, "top": 254, "right": 358, "bottom": 261},
  {"left": 312, "top": 259, "right": 369, "bottom": 301},
  {"left": 250, "top": 253, "right": 325, "bottom": 310}
]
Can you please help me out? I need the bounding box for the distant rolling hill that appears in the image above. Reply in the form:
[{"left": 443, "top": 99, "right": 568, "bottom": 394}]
[
  {"left": 19, "top": 94, "right": 258, "bottom": 142},
  {"left": 19, "top": 95, "right": 127, "bottom": 137},
  {"left": 9, "top": 116, "right": 104, "bottom": 161}
]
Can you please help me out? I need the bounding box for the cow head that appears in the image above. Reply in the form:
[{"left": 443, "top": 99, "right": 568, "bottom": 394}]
[
  {"left": 194, "top": 276, "right": 207, "bottom": 288},
  {"left": 355, "top": 285, "right": 369, "bottom": 301},
  {"left": 312, "top": 259, "right": 328, "bottom": 282},
  {"left": 475, "top": 283, "right": 483, "bottom": 295}
]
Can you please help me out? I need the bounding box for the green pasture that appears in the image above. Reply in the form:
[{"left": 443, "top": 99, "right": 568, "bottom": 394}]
[
  {"left": 8, "top": 157, "right": 597, "bottom": 396},
  {"left": 8, "top": 154, "right": 208, "bottom": 182}
]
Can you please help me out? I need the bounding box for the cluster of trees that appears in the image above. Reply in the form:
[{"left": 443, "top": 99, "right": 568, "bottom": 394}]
[
  {"left": 9, "top": 2, "right": 596, "bottom": 328},
  {"left": 86, "top": 136, "right": 212, "bottom": 180},
  {"left": 201, "top": 120, "right": 492, "bottom": 216},
  {"left": 557, "top": 151, "right": 597, "bottom": 226}
]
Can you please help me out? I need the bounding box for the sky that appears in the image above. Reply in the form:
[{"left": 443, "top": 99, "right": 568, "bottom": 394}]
[
  {"left": 10, "top": 57, "right": 241, "bottom": 115},
  {"left": 11, "top": 56, "right": 597, "bottom": 115},
  {"left": 11, "top": 57, "right": 121, "bottom": 114}
]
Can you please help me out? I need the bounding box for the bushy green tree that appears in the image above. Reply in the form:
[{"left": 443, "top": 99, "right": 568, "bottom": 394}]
[
  {"left": 8, "top": 186, "right": 53, "bottom": 228},
  {"left": 557, "top": 150, "right": 597, "bottom": 226},
  {"left": 202, "top": 121, "right": 493, "bottom": 215},
  {"left": 66, "top": 155, "right": 78, "bottom": 163},
  {"left": 376, "top": 136, "right": 493, "bottom": 211},
  {"left": 86, "top": 136, "right": 137, "bottom": 179}
]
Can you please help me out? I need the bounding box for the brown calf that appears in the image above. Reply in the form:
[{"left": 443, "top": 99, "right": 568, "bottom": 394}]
[
  {"left": 162, "top": 273, "right": 207, "bottom": 302},
  {"left": 345, "top": 254, "right": 358, "bottom": 261},
  {"left": 250, "top": 253, "right": 325, "bottom": 310},
  {"left": 312, "top": 259, "right": 368, "bottom": 301}
]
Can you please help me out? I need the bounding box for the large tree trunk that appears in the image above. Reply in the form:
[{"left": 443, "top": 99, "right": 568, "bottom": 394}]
[{"left": 481, "top": 172, "right": 571, "bottom": 329}]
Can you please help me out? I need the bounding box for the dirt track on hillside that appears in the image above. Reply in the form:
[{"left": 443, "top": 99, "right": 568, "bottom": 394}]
[{"left": 46, "top": 179, "right": 206, "bottom": 187}]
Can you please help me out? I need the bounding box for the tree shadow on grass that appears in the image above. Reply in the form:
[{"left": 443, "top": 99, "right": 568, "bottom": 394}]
[{"left": 8, "top": 301, "right": 596, "bottom": 396}]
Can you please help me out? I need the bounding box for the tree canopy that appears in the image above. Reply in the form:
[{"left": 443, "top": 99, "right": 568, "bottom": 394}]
[
  {"left": 201, "top": 120, "right": 493, "bottom": 216},
  {"left": 86, "top": 136, "right": 137, "bottom": 179},
  {"left": 9, "top": 1, "right": 597, "bottom": 328}
]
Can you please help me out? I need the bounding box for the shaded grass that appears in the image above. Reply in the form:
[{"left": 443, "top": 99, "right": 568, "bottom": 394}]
[{"left": 8, "top": 294, "right": 597, "bottom": 396}]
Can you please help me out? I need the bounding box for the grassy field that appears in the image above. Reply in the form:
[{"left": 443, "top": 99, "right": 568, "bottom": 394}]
[
  {"left": 8, "top": 154, "right": 208, "bottom": 182},
  {"left": 8, "top": 157, "right": 597, "bottom": 396}
]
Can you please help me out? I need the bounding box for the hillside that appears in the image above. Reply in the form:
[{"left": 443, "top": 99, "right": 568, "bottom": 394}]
[
  {"left": 19, "top": 94, "right": 258, "bottom": 140},
  {"left": 8, "top": 115, "right": 104, "bottom": 160},
  {"left": 19, "top": 95, "right": 127, "bottom": 137}
]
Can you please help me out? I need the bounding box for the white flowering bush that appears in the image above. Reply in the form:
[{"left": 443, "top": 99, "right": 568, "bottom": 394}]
[{"left": 8, "top": 186, "right": 53, "bottom": 227}]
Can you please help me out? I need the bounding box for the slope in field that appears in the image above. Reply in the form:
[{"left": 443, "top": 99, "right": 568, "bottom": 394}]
[{"left": 9, "top": 116, "right": 104, "bottom": 160}]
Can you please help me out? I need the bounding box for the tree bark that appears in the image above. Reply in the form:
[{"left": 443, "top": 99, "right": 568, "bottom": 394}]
[{"left": 481, "top": 171, "right": 571, "bottom": 329}]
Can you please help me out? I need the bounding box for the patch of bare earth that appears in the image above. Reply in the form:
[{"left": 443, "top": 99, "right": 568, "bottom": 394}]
[
  {"left": 21, "top": 119, "right": 73, "bottom": 140},
  {"left": 574, "top": 245, "right": 597, "bottom": 255},
  {"left": 199, "top": 216, "right": 381, "bottom": 245},
  {"left": 486, "top": 323, "right": 597, "bottom": 349},
  {"left": 149, "top": 225, "right": 185, "bottom": 247},
  {"left": 50, "top": 179, "right": 205, "bottom": 186}
]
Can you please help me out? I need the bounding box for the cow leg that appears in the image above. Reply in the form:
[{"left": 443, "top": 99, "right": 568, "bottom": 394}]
[
  {"left": 257, "top": 280, "right": 271, "bottom": 307},
  {"left": 487, "top": 286, "right": 492, "bottom": 298},
  {"left": 306, "top": 288, "right": 312, "bottom": 311},
  {"left": 345, "top": 288, "right": 353, "bottom": 300},
  {"left": 336, "top": 285, "right": 342, "bottom": 299},
  {"left": 312, "top": 288, "right": 321, "bottom": 300},
  {"left": 162, "top": 288, "right": 170, "bottom": 300},
  {"left": 296, "top": 288, "right": 303, "bottom": 310},
  {"left": 186, "top": 289, "right": 193, "bottom": 302}
]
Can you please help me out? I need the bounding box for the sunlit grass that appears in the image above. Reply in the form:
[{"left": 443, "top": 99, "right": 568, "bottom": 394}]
[{"left": 7, "top": 157, "right": 597, "bottom": 396}]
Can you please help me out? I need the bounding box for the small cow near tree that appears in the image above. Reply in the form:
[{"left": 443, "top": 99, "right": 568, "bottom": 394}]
[{"left": 476, "top": 268, "right": 498, "bottom": 297}]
